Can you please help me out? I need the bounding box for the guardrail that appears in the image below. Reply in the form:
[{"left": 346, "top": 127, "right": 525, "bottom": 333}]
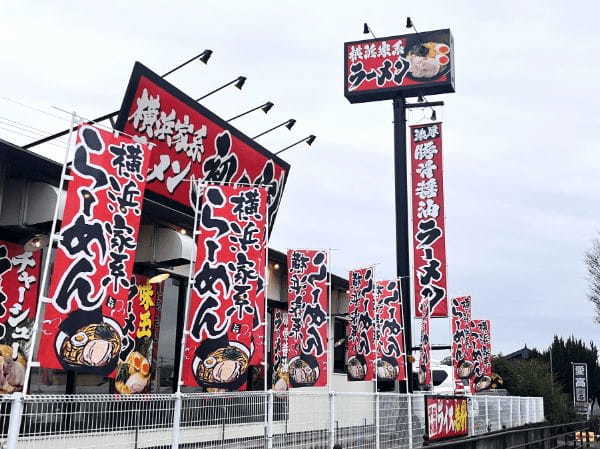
[{"left": 0, "top": 392, "right": 544, "bottom": 449}]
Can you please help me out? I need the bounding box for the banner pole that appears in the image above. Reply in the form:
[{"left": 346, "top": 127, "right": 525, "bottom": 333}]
[
  {"left": 327, "top": 248, "right": 332, "bottom": 391},
  {"left": 22, "top": 111, "right": 78, "bottom": 395},
  {"left": 263, "top": 187, "right": 269, "bottom": 393},
  {"left": 175, "top": 179, "right": 203, "bottom": 393}
]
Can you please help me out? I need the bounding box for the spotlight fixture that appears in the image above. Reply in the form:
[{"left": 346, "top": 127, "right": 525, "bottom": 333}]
[
  {"left": 148, "top": 272, "right": 170, "bottom": 284},
  {"left": 261, "top": 102, "right": 274, "bottom": 113},
  {"left": 363, "top": 23, "right": 370, "bottom": 34},
  {"left": 285, "top": 119, "right": 296, "bottom": 130},
  {"left": 406, "top": 17, "right": 413, "bottom": 28},
  {"left": 431, "top": 109, "right": 437, "bottom": 121},
  {"left": 198, "top": 49, "right": 213, "bottom": 64},
  {"left": 306, "top": 134, "right": 316, "bottom": 146},
  {"left": 417, "top": 96, "right": 424, "bottom": 103},
  {"left": 234, "top": 76, "right": 247, "bottom": 90},
  {"left": 252, "top": 119, "right": 296, "bottom": 139},
  {"left": 24, "top": 234, "right": 49, "bottom": 252},
  {"left": 275, "top": 135, "right": 317, "bottom": 155}
]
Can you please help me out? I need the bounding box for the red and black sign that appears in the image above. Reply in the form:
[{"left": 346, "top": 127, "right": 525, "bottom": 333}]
[
  {"left": 375, "top": 280, "right": 406, "bottom": 382},
  {"left": 182, "top": 185, "right": 267, "bottom": 391},
  {"left": 271, "top": 309, "right": 289, "bottom": 391},
  {"left": 286, "top": 250, "right": 328, "bottom": 388},
  {"left": 425, "top": 395, "right": 469, "bottom": 442},
  {"left": 451, "top": 296, "right": 472, "bottom": 392},
  {"left": 469, "top": 319, "right": 492, "bottom": 393},
  {"left": 344, "top": 29, "right": 454, "bottom": 103},
  {"left": 418, "top": 299, "right": 432, "bottom": 388},
  {"left": 346, "top": 267, "right": 375, "bottom": 381},
  {"left": 410, "top": 122, "right": 448, "bottom": 318},
  {"left": 115, "top": 62, "right": 290, "bottom": 232},
  {"left": 113, "top": 275, "right": 162, "bottom": 394},
  {"left": 39, "top": 126, "right": 151, "bottom": 376},
  {"left": 0, "top": 241, "right": 41, "bottom": 393}
]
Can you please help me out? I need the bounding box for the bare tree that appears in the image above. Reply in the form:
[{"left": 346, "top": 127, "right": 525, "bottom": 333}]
[{"left": 585, "top": 237, "right": 600, "bottom": 323}]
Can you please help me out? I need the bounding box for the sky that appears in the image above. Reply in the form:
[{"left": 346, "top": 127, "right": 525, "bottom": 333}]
[{"left": 1, "top": 1, "right": 599, "bottom": 355}]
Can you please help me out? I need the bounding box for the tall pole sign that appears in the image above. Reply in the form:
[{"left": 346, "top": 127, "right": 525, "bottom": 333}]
[
  {"left": 344, "top": 27, "right": 455, "bottom": 392},
  {"left": 573, "top": 362, "right": 589, "bottom": 415}
]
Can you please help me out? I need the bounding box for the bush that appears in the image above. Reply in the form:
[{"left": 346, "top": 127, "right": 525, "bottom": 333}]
[{"left": 493, "top": 357, "right": 575, "bottom": 424}]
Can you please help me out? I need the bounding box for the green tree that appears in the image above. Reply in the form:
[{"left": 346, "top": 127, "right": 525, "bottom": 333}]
[{"left": 493, "top": 357, "right": 574, "bottom": 424}]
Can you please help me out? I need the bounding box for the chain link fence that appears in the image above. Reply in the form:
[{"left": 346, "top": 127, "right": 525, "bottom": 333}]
[{"left": 0, "top": 392, "right": 544, "bottom": 449}]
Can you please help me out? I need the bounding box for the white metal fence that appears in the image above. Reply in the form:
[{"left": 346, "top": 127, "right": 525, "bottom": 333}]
[{"left": 0, "top": 392, "right": 544, "bottom": 449}]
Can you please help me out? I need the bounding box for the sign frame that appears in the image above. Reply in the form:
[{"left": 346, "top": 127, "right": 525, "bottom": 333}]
[
  {"left": 114, "top": 61, "right": 291, "bottom": 230},
  {"left": 344, "top": 29, "right": 455, "bottom": 104}
]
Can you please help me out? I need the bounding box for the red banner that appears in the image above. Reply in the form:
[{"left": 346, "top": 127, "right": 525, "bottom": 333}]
[
  {"left": 469, "top": 319, "right": 492, "bottom": 393},
  {"left": 418, "top": 299, "right": 432, "bottom": 388},
  {"left": 0, "top": 241, "right": 41, "bottom": 393},
  {"left": 115, "top": 62, "right": 290, "bottom": 231},
  {"left": 375, "top": 280, "right": 406, "bottom": 382},
  {"left": 271, "top": 309, "right": 289, "bottom": 391},
  {"left": 451, "top": 296, "right": 472, "bottom": 393},
  {"left": 39, "top": 126, "right": 151, "bottom": 375},
  {"left": 182, "top": 185, "right": 267, "bottom": 391},
  {"left": 425, "top": 395, "right": 469, "bottom": 441},
  {"left": 114, "top": 275, "right": 162, "bottom": 394},
  {"left": 346, "top": 267, "right": 375, "bottom": 381},
  {"left": 410, "top": 122, "right": 448, "bottom": 318},
  {"left": 286, "top": 250, "right": 328, "bottom": 388},
  {"left": 344, "top": 29, "right": 454, "bottom": 103}
]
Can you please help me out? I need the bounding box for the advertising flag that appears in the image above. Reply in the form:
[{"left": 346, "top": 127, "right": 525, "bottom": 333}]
[
  {"left": 39, "top": 126, "right": 151, "bottom": 375},
  {"left": 182, "top": 185, "right": 267, "bottom": 390},
  {"left": 418, "top": 299, "right": 432, "bottom": 389},
  {"left": 573, "top": 363, "right": 589, "bottom": 415},
  {"left": 410, "top": 122, "right": 448, "bottom": 318},
  {"left": 469, "top": 319, "right": 492, "bottom": 393},
  {"left": 0, "top": 241, "right": 41, "bottom": 393},
  {"left": 346, "top": 267, "right": 375, "bottom": 381},
  {"left": 375, "top": 280, "right": 406, "bottom": 382},
  {"left": 285, "top": 250, "right": 329, "bottom": 388},
  {"left": 451, "top": 296, "right": 472, "bottom": 392},
  {"left": 271, "top": 309, "right": 289, "bottom": 390},
  {"left": 113, "top": 274, "right": 163, "bottom": 394}
]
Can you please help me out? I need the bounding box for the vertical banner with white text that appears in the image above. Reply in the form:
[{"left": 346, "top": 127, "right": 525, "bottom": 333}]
[
  {"left": 346, "top": 267, "right": 375, "bottom": 381},
  {"left": 39, "top": 126, "right": 150, "bottom": 376},
  {"left": 182, "top": 185, "right": 267, "bottom": 391},
  {"left": 451, "top": 296, "right": 472, "bottom": 392},
  {"left": 410, "top": 123, "right": 448, "bottom": 317},
  {"left": 286, "top": 250, "right": 329, "bottom": 388},
  {"left": 375, "top": 280, "right": 406, "bottom": 382},
  {"left": 271, "top": 309, "right": 289, "bottom": 390},
  {"left": 0, "top": 241, "right": 41, "bottom": 393},
  {"left": 469, "top": 319, "right": 492, "bottom": 393},
  {"left": 573, "top": 362, "right": 589, "bottom": 415},
  {"left": 418, "top": 299, "right": 432, "bottom": 389}
]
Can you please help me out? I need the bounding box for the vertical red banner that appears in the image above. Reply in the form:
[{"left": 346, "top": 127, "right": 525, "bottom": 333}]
[
  {"left": 182, "top": 185, "right": 267, "bottom": 391},
  {"left": 271, "top": 309, "right": 289, "bottom": 390},
  {"left": 469, "top": 319, "right": 492, "bottom": 393},
  {"left": 113, "top": 274, "right": 162, "bottom": 394},
  {"left": 0, "top": 241, "right": 41, "bottom": 393},
  {"left": 451, "top": 296, "right": 473, "bottom": 393},
  {"left": 286, "top": 250, "right": 329, "bottom": 388},
  {"left": 418, "top": 299, "right": 432, "bottom": 388},
  {"left": 375, "top": 280, "right": 406, "bottom": 382},
  {"left": 346, "top": 267, "right": 375, "bottom": 381},
  {"left": 39, "top": 126, "right": 151, "bottom": 375},
  {"left": 410, "top": 123, "right": 448, "bottom": 318}
]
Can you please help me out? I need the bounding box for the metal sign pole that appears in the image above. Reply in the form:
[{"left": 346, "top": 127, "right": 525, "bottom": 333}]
[{"left": 393, "top": 96, "right": 413, "bottom": 393}]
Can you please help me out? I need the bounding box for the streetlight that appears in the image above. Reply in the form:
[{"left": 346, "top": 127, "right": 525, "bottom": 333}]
[
  {"left": 252, "top": 119, "right": 296, "bottom": 139},
  {"left": 227, "top": 102, "right": 274, "bottom": 122},
  {"left": 275, "top": 135, "right": 316, "bottom": 155},
  {"left": 196, "top": 76, "right": 247, "bottom": 101}
]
